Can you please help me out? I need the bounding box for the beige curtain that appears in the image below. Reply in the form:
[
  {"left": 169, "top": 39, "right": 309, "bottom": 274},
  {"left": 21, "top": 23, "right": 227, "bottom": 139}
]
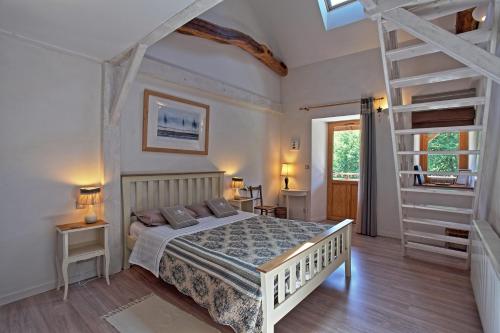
[{"left": 357, "top": 97, "right": 377, "bottom": 236}]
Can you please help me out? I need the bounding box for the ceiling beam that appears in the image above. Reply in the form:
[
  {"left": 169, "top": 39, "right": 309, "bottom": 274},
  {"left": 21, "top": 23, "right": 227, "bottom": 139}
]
[
  {"left": 110, "top": 44, "right": 147, "bottom": 125},
  {"left": 383, "top": 7, "right": 500, "bottom": 84},
  {"left": 177, "top": 18, "right": 288, "bottom": 76},
  {"left": 109, "top": 0, "right": 223, "bottom": 64},
  {"left": 456, "top": 8, "right": 479, "bottom": 34}
]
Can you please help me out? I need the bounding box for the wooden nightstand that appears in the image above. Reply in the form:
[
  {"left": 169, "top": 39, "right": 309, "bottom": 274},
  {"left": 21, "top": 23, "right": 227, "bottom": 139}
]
[
  {"left": 228, "top": 198, "right": 255, "bottom": 213},
  {"left": 55, "top": 220, "right": 110, "bottom": 300}
]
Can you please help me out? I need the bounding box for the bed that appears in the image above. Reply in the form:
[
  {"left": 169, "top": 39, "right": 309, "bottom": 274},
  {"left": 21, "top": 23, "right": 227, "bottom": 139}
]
[{"left": 122, "top": 171, "right": 352, "bottom": 333}]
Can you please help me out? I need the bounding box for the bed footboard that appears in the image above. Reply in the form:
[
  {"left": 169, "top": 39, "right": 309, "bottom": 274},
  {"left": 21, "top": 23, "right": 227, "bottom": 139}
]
[{"left": 257, "top": 219, "right": 353, "bottom": 333}]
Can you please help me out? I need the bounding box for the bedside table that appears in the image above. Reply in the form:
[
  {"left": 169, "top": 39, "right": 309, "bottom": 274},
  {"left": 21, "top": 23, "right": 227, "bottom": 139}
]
[
  {"left": 228, "top": 198, "right": 255, "bottom": 213},
  {"left": 55, "top": 220, "right": 110, "bottom": 300}
]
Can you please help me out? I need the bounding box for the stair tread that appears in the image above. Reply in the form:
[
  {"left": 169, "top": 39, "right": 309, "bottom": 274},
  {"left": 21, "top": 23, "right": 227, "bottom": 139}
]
[
  {"left": 390, "top": 68, "right": 480, "bottom": 88},
  {"left": 383, "top": 0, "right": 490, "bottom": 32},
  {"left": 395, "top": 125, "right": 483, "bottom": 135},
  {"left": 398, "top": 150, "right": 480, "bottom": 155},
  {"left": 401, "top": 187, "right": 475, "bottom": 196},
  {"left": 405, "top": 230, "right": 470, "bottom": 245},
  {"left": 393, "top": 96, "right": 486, "bottom": 113},
  {"left": 405, "top": 241, "right": 468, "bottom": 259},
  {"left": 401, "top": 204, "right": 473, "bottom": 214},
  {"left": 386, "top": 29, "right": 491, "bottom": 62},
  {"left": 403, "top": 217, "right": 472, "bottom": 231}
]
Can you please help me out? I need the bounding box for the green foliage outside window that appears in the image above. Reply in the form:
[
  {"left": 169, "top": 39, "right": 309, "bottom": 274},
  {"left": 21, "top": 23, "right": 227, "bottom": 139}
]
[
  {"left": 428, "top": 133, "right": 459, "bottom": 172},
  {"left": 332, "top": 130, "right": 360, "bottom": 179}
]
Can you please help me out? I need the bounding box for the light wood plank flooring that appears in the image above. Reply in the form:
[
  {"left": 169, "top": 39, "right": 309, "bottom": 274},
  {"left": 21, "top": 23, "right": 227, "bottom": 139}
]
[{"left": 0, "top": 234, "right": 482, "bottom": 333}]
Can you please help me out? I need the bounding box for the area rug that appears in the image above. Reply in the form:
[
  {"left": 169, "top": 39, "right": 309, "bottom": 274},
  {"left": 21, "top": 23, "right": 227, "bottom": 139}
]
[{"left": 102, "top": 293, "right": 220, "bottom": 333}]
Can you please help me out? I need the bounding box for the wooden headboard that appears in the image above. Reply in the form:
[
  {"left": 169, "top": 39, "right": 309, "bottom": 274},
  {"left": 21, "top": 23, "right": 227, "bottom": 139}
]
[{"left": 121, "top": 171, "right": 225, "bottom": 268}]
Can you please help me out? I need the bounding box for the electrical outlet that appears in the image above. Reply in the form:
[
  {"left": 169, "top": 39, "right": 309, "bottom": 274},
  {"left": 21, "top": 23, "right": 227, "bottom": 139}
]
[{"left": 305, "top": 164, "right": 310, "bottom": 170}]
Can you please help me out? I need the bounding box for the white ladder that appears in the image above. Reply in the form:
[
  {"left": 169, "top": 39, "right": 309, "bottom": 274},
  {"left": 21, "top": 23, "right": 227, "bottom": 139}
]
[{"left": 361, "top": 0, "right": 500, "bottom": 267}]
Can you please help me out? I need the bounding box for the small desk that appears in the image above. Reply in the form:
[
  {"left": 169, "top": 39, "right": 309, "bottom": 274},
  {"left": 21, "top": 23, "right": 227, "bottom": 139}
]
[
  {"left": 228, "top": 198, "right": 255, "bottom": 213},
  {"left": 281, "top": 189, "right": 309, "bottom": 220},
  {"left": 55, "top": 220, "right": 110, "bottom": 300}
]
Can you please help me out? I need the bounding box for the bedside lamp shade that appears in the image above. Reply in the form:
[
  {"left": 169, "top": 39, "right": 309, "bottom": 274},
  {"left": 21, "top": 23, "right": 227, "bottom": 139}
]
[
  {"left": 281, "top": 163, "right": 291, "bottom": 190},
  {"left": 231, "top": 177, "right": 244, "bottom": 200},
  {"left": 78, "top": 187, "right": 102, "bottom": 224}
]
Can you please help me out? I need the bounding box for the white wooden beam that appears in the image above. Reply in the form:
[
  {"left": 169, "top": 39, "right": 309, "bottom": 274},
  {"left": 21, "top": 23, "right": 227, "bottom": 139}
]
[
  {"left": 383, "top": 8, "right": 500, "bottom": 84},
  {"left": 109, "top": 44, "right": 147, "bottom": 125},
  {"left": 383, "top": 0, "right": 490, "bottom": 32},
  {"left": 365, "top": 0, "right": 434, "bottom": 17},
  {"left": 110, "top": 0, "right": 223, "bottom": 64},
  {"left": 390, "top": 67, "right": 480, "bottom": 88},
  {"left": 386, "top": 29, "right": 492, "bottom": 62}
]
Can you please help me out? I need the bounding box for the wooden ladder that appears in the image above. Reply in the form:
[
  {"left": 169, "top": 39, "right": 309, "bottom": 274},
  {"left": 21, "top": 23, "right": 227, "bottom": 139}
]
[{"left": 361, "top": 0, "right": 500, "bottom": 267}]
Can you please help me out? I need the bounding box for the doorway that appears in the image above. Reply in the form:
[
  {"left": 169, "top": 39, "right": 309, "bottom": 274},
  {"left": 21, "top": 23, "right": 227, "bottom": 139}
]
[{"left": 327, "top": 120, "right": 360, "bottom": 221}]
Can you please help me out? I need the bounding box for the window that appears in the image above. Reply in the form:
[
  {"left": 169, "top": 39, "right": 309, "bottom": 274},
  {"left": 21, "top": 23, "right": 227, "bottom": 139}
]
[
  {"left": 420, "top": 132, "right": 469, "bottom": 172},
  {"left": 330, "top": 122, "right": 361, "bottom": 180},
  {"left": 325, "top": 0, "right": 356, "bottom": 11}
]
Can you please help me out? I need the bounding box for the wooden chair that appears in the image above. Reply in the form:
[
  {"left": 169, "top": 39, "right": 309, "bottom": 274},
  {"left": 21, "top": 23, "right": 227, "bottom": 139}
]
[{"left": 248, "top": 185, "right": 277, "bottom": 215}]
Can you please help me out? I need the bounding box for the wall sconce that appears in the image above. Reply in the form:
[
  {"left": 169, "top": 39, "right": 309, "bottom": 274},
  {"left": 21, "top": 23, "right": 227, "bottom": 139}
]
[
  {"left": 231, "top": 177, "right": 244, "bottom": 200},
  {"left": 77, "top": 186, "right": 102, "bottom": 224}
]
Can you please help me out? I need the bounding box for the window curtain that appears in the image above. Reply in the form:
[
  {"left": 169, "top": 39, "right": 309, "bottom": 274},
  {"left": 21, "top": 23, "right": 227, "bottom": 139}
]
[{"left": 357, "top": 97, "right": 377, "bottom": 236}]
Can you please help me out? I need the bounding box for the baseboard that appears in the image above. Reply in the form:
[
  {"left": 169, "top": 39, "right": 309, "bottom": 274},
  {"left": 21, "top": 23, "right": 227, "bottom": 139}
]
[{"left": 0, "top": 268, "right": 98, "bottom": 306}]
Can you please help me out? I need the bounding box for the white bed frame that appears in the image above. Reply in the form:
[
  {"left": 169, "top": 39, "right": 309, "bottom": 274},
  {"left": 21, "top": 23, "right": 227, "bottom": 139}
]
[{"left": 121, "top": 171, "right": 352, "bottom": 333}]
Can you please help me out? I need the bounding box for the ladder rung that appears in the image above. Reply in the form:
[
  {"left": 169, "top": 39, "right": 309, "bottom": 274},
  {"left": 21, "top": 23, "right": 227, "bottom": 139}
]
[
  {"left": 402, "top": 204, "right": 473, "bottom": 214},
  {"left": 405, "top": 241, "right": 468, "bottom": 259},
  {"left": 395, "top": 125, "right": 483, "bottom": 135},
  {"left": 386, "top": 30, "right": 491, "bottom": 62},
  {"left": 403, "top": 218, "right": 472, "bottom": 231},
  {"left": 405, "top": 230, "right": 470, "bottom": 245},
  {"left": 393, "top": 96, "right": 486, "bottom": 113},
  {"left": 400, "top": 170, "right": 477, "bottom": 176},
  {"left": 390, "top": 68, "right": 480, "bottom": 88},
  {"left": 398, "top": 150, "right": 480, "bottom": 156},
  {"left": 401, "top": 187, "right": 475, "bottom": 197},
  {"left": 383, "top": 0, "right": 490, "bottom": 33}
]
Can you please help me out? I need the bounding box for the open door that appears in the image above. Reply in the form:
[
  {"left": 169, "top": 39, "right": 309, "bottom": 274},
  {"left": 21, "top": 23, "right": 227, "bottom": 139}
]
[{"left": 327, "top": 120, "right": 360, "bottom": 221}]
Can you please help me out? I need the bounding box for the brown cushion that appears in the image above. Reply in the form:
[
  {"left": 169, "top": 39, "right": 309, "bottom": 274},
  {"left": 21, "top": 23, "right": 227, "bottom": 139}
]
[
  {"left": 206, "top": 198, "right": 238, "bottom": 218},
  {"left": 132, "top": 209, "right": 167, "bottom": 226},
  {"left": 186, "top": 203, "right": 214, "bottom": 218},
  {"left": 160, "top": 206, "right": 199, "bottom": 230},
  {"left": 184, "top": 207, "right": 197, "bottom": 218}
]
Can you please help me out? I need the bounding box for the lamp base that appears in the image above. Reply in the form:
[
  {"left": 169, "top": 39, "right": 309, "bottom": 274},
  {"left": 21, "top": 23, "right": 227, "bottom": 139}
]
[
  {"left": 84, "top": 214, "right": 97, "bottom": 224},
  {"left": 284, "top": 177, "right": 289, "bottom": 190},
  {"left": 234, "top": 188, "right": 241, "bottom": 200}
]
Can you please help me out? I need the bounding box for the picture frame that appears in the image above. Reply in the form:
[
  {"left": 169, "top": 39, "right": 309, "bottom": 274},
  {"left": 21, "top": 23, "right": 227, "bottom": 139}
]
[{"left": 142, "top": 89, "right": 210, "bottom": 155}]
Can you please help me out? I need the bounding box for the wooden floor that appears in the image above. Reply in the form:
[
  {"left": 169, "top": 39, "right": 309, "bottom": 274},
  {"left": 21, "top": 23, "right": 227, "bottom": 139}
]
[{"left": 0, "top": 234, "right": 482, "bottom": 333}]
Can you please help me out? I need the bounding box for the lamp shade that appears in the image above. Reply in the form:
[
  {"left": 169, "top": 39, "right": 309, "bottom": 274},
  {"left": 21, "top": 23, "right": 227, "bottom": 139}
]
[
  {"left": 231, "top": 177, "right": 244, "bottom": 189},
  {"left": 77, "top": 187, "right": 102, "bottom": 206},
  {"left": 281, "top": 163, "right": 291, "bottom": 176},
  {"left": 472, "top": 5, "right": 488, "bottom": 22}
]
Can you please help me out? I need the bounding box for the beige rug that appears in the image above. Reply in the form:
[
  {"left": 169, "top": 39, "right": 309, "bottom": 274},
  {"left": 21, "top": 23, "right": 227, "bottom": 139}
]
[{"left": 103, "top": 293, "right": 220, "bottom": 333}]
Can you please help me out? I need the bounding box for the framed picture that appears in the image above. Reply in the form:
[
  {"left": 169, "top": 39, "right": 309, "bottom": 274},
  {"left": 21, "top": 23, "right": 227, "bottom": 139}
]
[{"left": 142, "top": 89, "right": 209, "bottom": 155}]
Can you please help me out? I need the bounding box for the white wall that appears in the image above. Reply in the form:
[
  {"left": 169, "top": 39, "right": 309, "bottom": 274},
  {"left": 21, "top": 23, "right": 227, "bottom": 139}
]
[
  {"left": 120, "top": 73, "right": 282, "bottom": 202},
  {"left": 121, "top": 0, "right": 283, "bottom": 205},
  {"left": 280, "top": 48, "right": 475, "bottom": 238},
  {"left": 0, "top": 34, "right": 102, "bottom": 305}
]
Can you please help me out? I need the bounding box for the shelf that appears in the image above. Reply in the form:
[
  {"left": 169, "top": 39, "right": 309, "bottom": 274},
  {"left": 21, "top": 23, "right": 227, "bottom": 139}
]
[
  {"left": 68, "top": 241, "right": 105, "bottom": 258},
  {"left": 401, "top": 186, "right": 475, "bottom": 197},
  {"left": 405, "top": 230, "right": 469, "bottom": 245},
  {"left": 405, "top": 241, "right": 468, "bottom": 259}
]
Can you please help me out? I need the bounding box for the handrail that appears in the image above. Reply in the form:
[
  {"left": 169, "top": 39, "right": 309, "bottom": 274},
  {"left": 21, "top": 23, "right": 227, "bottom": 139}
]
[{"left": 257, "top": 219, "right": 353, "bottom": 273}]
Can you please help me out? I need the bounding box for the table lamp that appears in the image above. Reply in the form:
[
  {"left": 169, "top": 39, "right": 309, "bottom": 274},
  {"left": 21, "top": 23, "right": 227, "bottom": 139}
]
[
  {"left": 77, "top": 187, "right": 102, "bottom": 224},
  {"left": 281, "top": 163, "right": 291, "bottom": 190},
  {"left": 231, "top": 177, "right": 244, "bottom": 200}
]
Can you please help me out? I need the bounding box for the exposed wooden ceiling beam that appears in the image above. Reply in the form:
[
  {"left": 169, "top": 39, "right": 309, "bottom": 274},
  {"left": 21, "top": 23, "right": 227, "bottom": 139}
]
[
  {"left": 177, "top": 18, "right": 288, "bottom": 76},
  {"left": 456, "top": 8, "right": 479, "bottom": 34}
]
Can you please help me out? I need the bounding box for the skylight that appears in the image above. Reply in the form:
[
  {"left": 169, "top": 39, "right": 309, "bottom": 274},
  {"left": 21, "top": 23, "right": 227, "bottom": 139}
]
[
  {"left": 318, "top": 0, "right": 365, "bottom": 30},
  {"left": 326, "top": 0, "right": 357, "bottom": 11}
]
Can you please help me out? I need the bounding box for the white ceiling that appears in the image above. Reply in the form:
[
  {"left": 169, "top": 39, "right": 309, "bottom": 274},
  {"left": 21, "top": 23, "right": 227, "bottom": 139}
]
[
  {"left": 0, "top": 0, "right": 197, "bottom": 61},
  {"left": 247, "top": 0, "right": 381, "bottom": 69}
]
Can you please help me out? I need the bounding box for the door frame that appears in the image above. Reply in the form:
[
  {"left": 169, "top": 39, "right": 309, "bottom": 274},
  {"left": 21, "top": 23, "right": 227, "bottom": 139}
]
[{"left": 327, "top": 120, "right": 360, "bottom": 221}]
